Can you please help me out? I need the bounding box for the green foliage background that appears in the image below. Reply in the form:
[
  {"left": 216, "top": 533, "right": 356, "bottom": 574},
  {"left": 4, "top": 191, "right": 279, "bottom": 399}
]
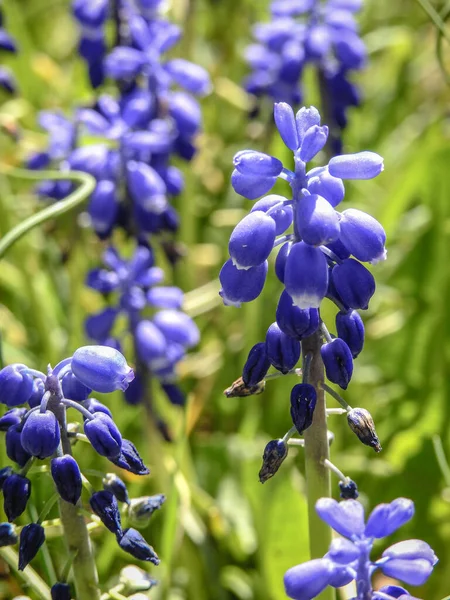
[{"left": 0, "top": 0, "right": 450, "bottom": 598}]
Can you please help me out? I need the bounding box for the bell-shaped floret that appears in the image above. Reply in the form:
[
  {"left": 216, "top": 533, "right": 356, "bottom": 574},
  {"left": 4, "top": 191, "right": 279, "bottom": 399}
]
[
  {"left": 3, "top": 474, "right": 31, "bottom": 521},
  {"left": 127, "top": 494, "right": 166, "bottom": 528},
  {"left": 274, "top": 102, "right": 299, "bottom": 150},
  {"left": 111, "top": 439, "right": 149, "bottom": 475},
  {"left": 67, "top": 144, "right": 110, "bottom": 180},
  {"left": 251, "top": 195, "right": 293, "bottom": 235},
  {"left": 5, "top": 424, "right": 31, "bottom": 467},
  {"left": 331, "top": 259, "right": 375, "bottom": 310},
  {"left": 276, "top": 290, "right": 319, "bottom": 340},
  {"left": 284, "top": 558, "right": 334, "bottom": 600},
  {"left": 231, "top": 169, "right": 277, "bottom": 200},
  {"left": 328, "top": 151, "right": 384, "bottom": 180},
  {"left": 62, "top": 371, "right": 92, "bottom": 401},
  {"left": 229, "top": 212, "right": 276, "bottom": 269},
  {"left": 295, "top": 106, "right": 321, "bottom": 142},
  {"left": 152, "top": 310, "right": 199, "bottom": 348},
  {"left": 296, "top": 194, "right": 340, "bottom": 246},
  {"left": 284, "top": 242, "right": 328, "bottom": 309},
  {"left": 306, "top": 167, "right": 345, "bottom": 207},
  {"left": 234, "top": 150, "right": 283, "bottom": 178},
  {"left": 127, "top": 161, "right": 167, "bottom": 213},
  {"left": 0, "top": 408, "right": 26, "bottom": 431},
  {"left": 85, "top": 308, "right": 118, "bottom": 343},
  {"left": 90, "top": 490, "right": 122, "bottom": 536},
  {"left": 71, "top": 346, "right": 134, "bottom": 393},
  {"left": 382, "top": 539, "right": 437, "bottom": 566},
  {"left": 336, "top": 310, "right": 364, "bottom": 358},
  {"left": 84, "top": 412, "right": 122, "bottom": 459},
  {"left": 88, "top": 180, "right": 119, "bottom": 237},
  {"left": 118, "top": 528, "right": 160, "bottom": 564},
  {"left": 316, "top": 498, "right": 365, "bottom": 539},
  {"left": 0, "top": 467, "right": 13, "bottom": 491},
  {"left": 265, "top": 322, "right": 301, "bottom": 374},
  {"left": 242, "top": 342, "right": 271, "bottom": 387},
  {"left": 299, "top": 125, "right": 329, "bottom": 162},
  {"left": 339, "top": 208, "right": 387, "bottom": 263},
  {"left": 18, "top": 523, "right": 45, "bottom": 571},
  {"left": 275, "top": 241, "right": 292, "bottom": 283},
  {"left": 219, "top": 259, "right": 268, "bottom": 307},
  {"left": 21, "top": 411, "right": 60, "bottom": 459},
  {"left": 0, "top": 364, "right": 34, "bottom": 407},
  {"left": 326, "top": 538, "right": 360, "bottom": 565},
  {"left": 164, "top": 59, "right": 211, "bottom": 96},
  {"left": 51, "top": 455, "right": 82, "bottom": 505},
  {"left": 147, "top": 286, "right": 183, "bottom": 309},
  {"left": 321, "top": 338, "right": 353, "bottom": 389},
  {"left": 365, "top": 498, "right": 415, "bottom": 539},
  {"left": 103, "top": 473, "right": 130, "bottom": 505},
  {"left": 290, "top": 383, "right": 316, "bottom": 434},
  {"left": 381, "top": 557, "right": 435, "bottom": 587}
]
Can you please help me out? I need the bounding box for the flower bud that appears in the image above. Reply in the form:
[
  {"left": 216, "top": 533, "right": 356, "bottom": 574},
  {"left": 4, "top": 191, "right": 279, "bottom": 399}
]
[
  {"left": 234, "top": 150, "right": 283, "bottom": 178},
  {"left": 134, "top": 320, "right": 168, "bottom": 369},
  {"left": 126, "top": 161, "right": 167, "bottom": 213},
  {"left": 265, "top": 322, "right": 301, "bottom": 374},
  {"left": 382, "top": 539, "right": 437, "bottom": 565},
  {"left": 21, "top": 411, "right": 60, "bottom": 459},
  {"left": 165, "top": 58, "right": 211, "bottom": 96},
  {"left": 103, "top": 473, "right": 130, "bottom": 505},
  {"left": 72, "top": 0, "right": 108, "bottom": 27},
  {"left": 168, "top": 91, "right": 201, "bottom": 138},
  {"left": 316, "top": 497, "right": 365, "bottom": 538},
  {"left": 61, "top": 371, "right": 92, "bottom": 401},
  {"left": 299, "top": 125, "right": 329, "bottom": 162},
  {"left": 321, "top": 338, "right": 353, "bottom": 389},
  {"left": 84, "top": 412, "right": 122, "bottom": 459},
  {"left": 161, "top": 383, "right": 185, "bottom": 406},
  {"left": 90, "top": 490, "right": 122, "bottom": 536},
  {"left": 290, "top": 383, "right": 316, "bottom": 434},
  {"left": 347, "top": 407, "right": 381, "bottom": 452},
  {"left": 0, "top": 365, "right": 34, "bottom": 407},
  {"left": 274, "top": 102, "right": 299, "bottom": 150},
  {"left": 71, "top": 346, "right": 135, "bottom": 393},
  {"left": 153, "top": 310, "right": 199, "bottom": 348},
  {"left": 326, "top": 538, "right": 360, "bottom": 565},
  {"left": 306, "top": 167, "right": 345, "bottom": 207},
  {"left": 284, "top": 242, "right": 328, "bottom": 309},
  {"left": 275, "top": 241, "right": 292, "bottom": 283},
  {"left": 88, "top": 180, "right": 119, "bottom": 237},
  {"left": 336, "top": 310, "right": 364, "bottom": 358},
  {"left": 128, "top": 494, "right": 166, "bottom": 528},
  {"left": 229, "top": 212, "right": 276, "bottom": 270},
  {"left": 27, "top": 378, "right": 45, "bottom": 409},
  {"left": 0, "top": 407, "right": 26, "bottom": 431},
  {"left": 339, "top": 479, "right": 359, "bottom": 500},
  {"left": 284, "top": 558, "right": 334, "bottom": 600},
  {"left": 85, "top": 308, "right": 119, "bottom": 342},
  {"left": 295, "top": 106, "right": 321, "bottom": 142},
  {"left": 339, "top": 208, "right": 387, "bottom": 263},
  {"left": 380, "top": 557, "right": 434, "bottom": 587},
  {"left": 51, "top": 455, "right": 82, "bottom": 505},
  {"left": 331, "top": 259, "right": 375, "bottom": 310},
  {"left": 231, "top": 169, "right": 277, "bottom": 200},
  {"left": 224, "top": 376, "right": 265, "bottom": 398},
  {"left": 3, "top": 474, "right": 31, "bottom": 521},
  {"left": 328, "top": 151, "right": 384, "bottom": 180},
  {"left": 112, "top": 439, "right": 150, "bottom": 475},
  {"left": 51, "top": 582, "right": 72, "bottom": 600},
  {"left": 259, "top": 439, "right": 288, "bottom": 483},
  {"left": 219, "top": 259, "right": 268, "bottom": 307},
  {"left": 118, "top": 528, "right": 160, "bottom": 564},
  {"left": 276, "top": 291, "right": 319, "bottom": 340},
  {"left": 242, "top": 342, "right": 271, "bottom": 387},
  {"left": 296, "top": 194, "right": 340, "bottom": 246},
  {"left": 0, "top": 467, "right": 13, "bottom": 491},
  {"left": 6, "top": 424, "right": 32, "bottom": 467},
  {"left": 19, "top": 523, "right": 45, "bottom": 570},
  {"left": 365, "top": 498, "right": 414, "bottom": 538},
  {"left": 251, "top": 195, "right": 293, "bottom": 235},
  {"left": 83, "top": 398, "right": 113, "bottom": 418}
]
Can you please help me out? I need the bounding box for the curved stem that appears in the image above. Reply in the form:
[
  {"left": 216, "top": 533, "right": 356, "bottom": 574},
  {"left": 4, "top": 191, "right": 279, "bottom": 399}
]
[{"left": 0, "top": 167, "right": 96, "bottom": 258}]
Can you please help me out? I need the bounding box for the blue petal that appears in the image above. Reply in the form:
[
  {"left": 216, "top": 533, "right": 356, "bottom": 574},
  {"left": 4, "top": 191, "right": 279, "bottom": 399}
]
[
  {"left": 274, "top": 102, "right": 299, "bottom": 150},
  {"left": 229, "top": 212, "right": 276, "bottom": 269},
  {"left": 315, "top": 498, "right": 364, "bottom": 538},
  {"left": 284, "top": 558, "right": 334, "bottom": 600},
  {"left": 328, "top": 151, "right": 384, "bottom": 180},
  {"left": 284, "top": 242, "right": 328, "bottom": 308},
  {"left": 231, "top": 169, "right": 277, "bottom": 200},
  {"left": 219, "top": 259, "right": 268, "bottom": 306}
]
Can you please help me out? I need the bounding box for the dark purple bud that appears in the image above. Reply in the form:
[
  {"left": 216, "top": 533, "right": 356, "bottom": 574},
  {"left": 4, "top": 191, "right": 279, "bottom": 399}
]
[
  {"left": 296, "top": 194, "right": 340, "bottom": 246},
  {"left": 112, "top": 439, "right": 150, "bottom": 475},
  {"left": 0, "top": 522, "right": 18, "bottom": 547},
  {"left": 90, "top": 490, "right": 122, "bottom": 536},
  {"left": 82, "top": 398, "right": 112, "bottom": 418},
  {"left": 290, "top": 383, "right": 316, "bottom": 434},
  {"left": 19, "top": 523, "right": 45, "bottom": 571},
  {"left": 276, "top": 290, "right": 319, "bottom": 340},
  {"left": 0, "top": 365, "right": 34, "bottom": 407},
  {"left": 51, "top": 582, "right": 72, "bottom": 600},
  {"left": 0, "top": 467, "right": 13, "bottom": 491},
  {"left": 6, "top": 424, "right": 32, "bottom": 467},
  {"left": 259, "top": 439, "right": 288, "bottom": 483},
  {"left": 103, "top": 473, "right": 129, "bottom": 504},
  {"left": 128, "top": 494, "right": 166, "bottom": 527},
  {"left": 71, "top": 346, "right": 134, "bottom": 393},
  {"left": 229, "top": 212, "right": 276, "bottom": 269},
  {"left": 219, "top": 259, "right": 268, "bottom": 307},
  {"left": 51, "top": 456, "right": 82, "bottom": 505},
  {"left": 20, "top": 411, "right": 60, "bottom": 459},
  {"left": 336, "top": 310, "right": 364, "bottom": 358},
  {"left": 339, "top": 479, "right": 359, "bottom": 500},
  {"left": 0, "top": 407, "right": 26, "bottom": 431},
  {"left": 265, "top": 322, "right": 301, "bottom": 374},
  {"left": 242, "top": 342, "right": 271, "bottom": 387},
  {"left": 84, "top": 412, "right": 122, "bottom": 459},
  {"left": 3, "top": 474, "right": 31, "bottom": 521},
  {"left": 161, "top": 383, "right": 185, "bottom": 407},
  {"left": 118, "top": 528, "right": 160, "bottom": 564},
  {"left": 347, "top": 407, "right": 381, "bottom": 452},
  {"left": 61, "top": 371, "right": 92, "bottom": 401},
  {"left": 27, "top": 378, "right": 45, "bottom": 408},
  {"left": 321, "top": 338, "right": 353, "bottom": 389},
  {"left": 275, "top": 241, "right": 292, "bottom": 283}
]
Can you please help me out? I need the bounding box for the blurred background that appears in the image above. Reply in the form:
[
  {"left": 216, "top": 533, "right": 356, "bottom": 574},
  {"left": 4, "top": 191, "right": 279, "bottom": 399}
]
[{"left": 0, "top": 0, "right": 450, "bottom": 598}]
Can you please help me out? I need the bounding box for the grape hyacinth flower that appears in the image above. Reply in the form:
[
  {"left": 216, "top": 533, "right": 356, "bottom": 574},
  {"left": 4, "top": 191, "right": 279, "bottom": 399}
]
[
  {"left": 245, "top": 0, "right": 365, "bottom": 151},
  {"left": 85, "top": 244, "right": 199, "bottom": 420},
  {"left": 284, "top": 497, "right": 438, "bottom": 599},
  {"left": 0, "top": 346, "right": 161, "bottom": 573},
  {"left": 221, "top": 102, "right": 385, "bottom": 473}
]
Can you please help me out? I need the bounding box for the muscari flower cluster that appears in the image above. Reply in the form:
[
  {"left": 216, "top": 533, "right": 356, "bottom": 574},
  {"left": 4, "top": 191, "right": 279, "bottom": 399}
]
[
  {"left": 85, "top": 244, "right": 199, "bottom": 417},
  {"left": 0, "top": 346, "right": 164, "bottom": 579},
  {"left": 220, "top": 102, "right": 385, "bottom": 477},
  {"left": 284, "top": 496, "right": 438, "bottom": 600},
  {"left": 0, "top": 3, "right": 18, "bottom": 94},
  {"left": 245, "top": 0, "right": 365, "bottom": 151}
]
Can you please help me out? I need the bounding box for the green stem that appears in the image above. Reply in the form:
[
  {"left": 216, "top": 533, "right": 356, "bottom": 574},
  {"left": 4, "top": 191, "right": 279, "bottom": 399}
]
[
  {"left": 0, "top": 167, "right": 96, "bottom": 258},
  {"left": 0, "top": 546, "right": 51, "bottom": 600},
  {"left": 302, "top": 330, "right": 334, "bottom": 600}
]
